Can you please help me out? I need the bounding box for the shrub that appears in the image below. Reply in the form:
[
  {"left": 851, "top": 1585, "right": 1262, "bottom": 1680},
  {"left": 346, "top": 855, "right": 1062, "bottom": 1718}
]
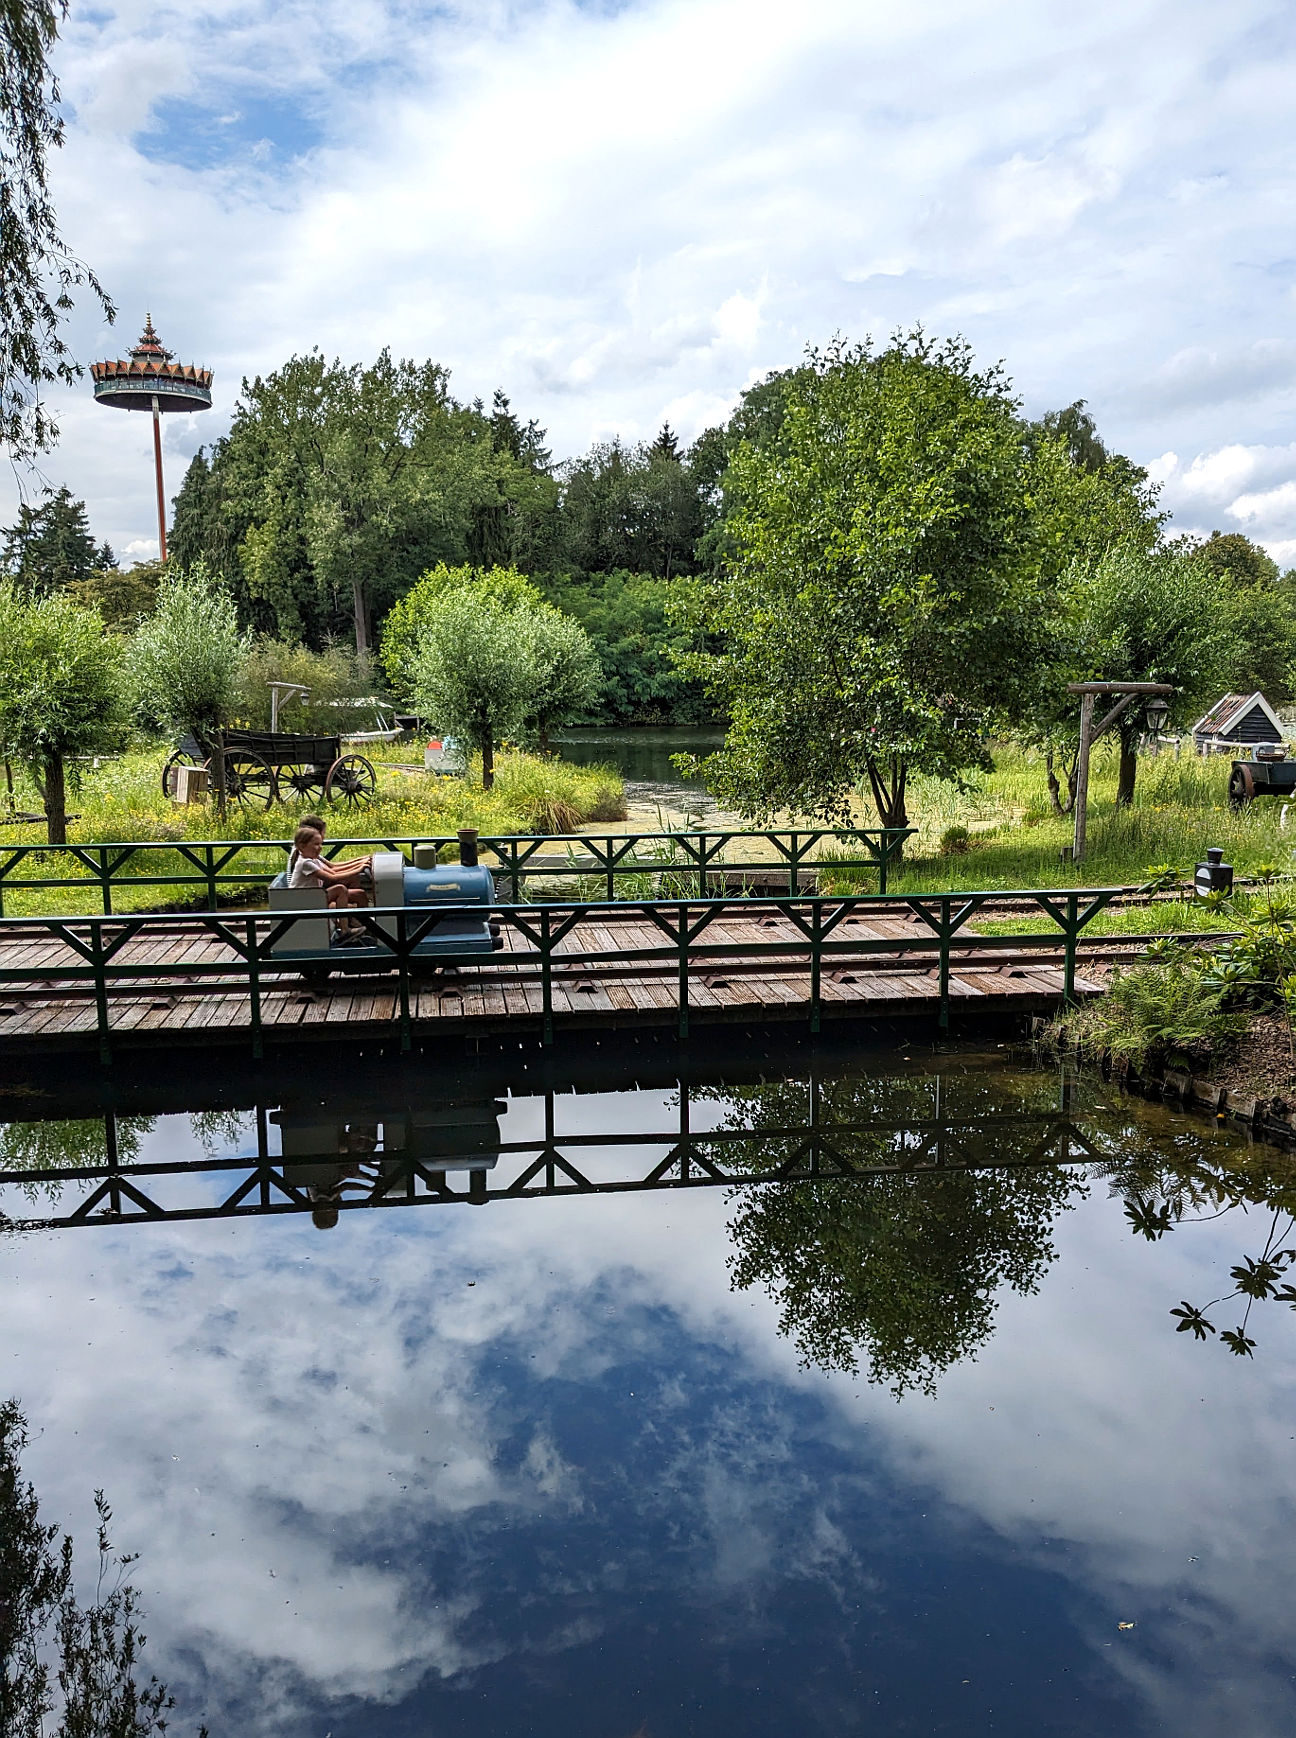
[
  {"left": 1054, "top": 944, "right": 1244, "bottom": 1069},
  {"left": 939, "top": 824, "right": 972, "bottom": 855}
]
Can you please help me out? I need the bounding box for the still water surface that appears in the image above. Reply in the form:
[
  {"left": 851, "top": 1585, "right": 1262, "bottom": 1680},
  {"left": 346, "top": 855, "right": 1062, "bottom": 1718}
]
[
  {"left": 556, "top": 726, "right": 725, "bottom": 821},
  {"left": 3, "top": 1043, "right": 1296, "bottom": 1735}
]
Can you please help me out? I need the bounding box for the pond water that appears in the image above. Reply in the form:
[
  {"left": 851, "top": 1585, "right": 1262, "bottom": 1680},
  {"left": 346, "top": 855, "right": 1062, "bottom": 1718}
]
[
  {"left": 555, "top": 726, "right": 727, "bottom": 822},
  {"left": 3, "top": 1038, "right": 1296, "bottom": 1736}
]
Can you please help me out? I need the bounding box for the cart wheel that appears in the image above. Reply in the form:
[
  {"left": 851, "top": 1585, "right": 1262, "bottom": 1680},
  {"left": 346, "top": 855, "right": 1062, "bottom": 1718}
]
[
  {"left": 208, "top": 749, "right": 278, "bottom": 809},
  {"left": 325, "top": 753, "right": 377, "bottom": 807},
  {"left": 1228, "top": 764, "right": 1256, "bottom": 811},
  {"left": 281, "top": 766, "right": 327, "bottom": 803},
  {"left": 162, "top": 748, "right": 201, "bottom": 798}
]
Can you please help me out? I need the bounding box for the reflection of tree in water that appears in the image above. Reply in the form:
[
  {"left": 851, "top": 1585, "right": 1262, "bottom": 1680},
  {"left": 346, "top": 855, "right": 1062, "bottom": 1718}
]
[
  {"left": 1084, "top": 1108, "right": 1296, "bottom": 1358},
  {"left": 0, "top": 1400, "right": 205, "bottom": 1736},
  {"left": 708, "top": 1072, "right": 1087, "bottom": 1396},
  {"left": 0, "top": 1117, "right": 154, "bottom": 1209}
]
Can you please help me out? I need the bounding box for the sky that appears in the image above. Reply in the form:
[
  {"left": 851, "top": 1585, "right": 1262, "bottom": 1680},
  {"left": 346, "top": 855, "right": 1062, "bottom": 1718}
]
[{"left": 7, "top": 0, "right": 1296, "bottom": 565}]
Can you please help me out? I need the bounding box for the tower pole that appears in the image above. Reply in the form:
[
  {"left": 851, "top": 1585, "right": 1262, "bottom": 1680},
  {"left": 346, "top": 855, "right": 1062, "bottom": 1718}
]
[{"left": 151, "top": 394, "right": 168, "bottom": 561}]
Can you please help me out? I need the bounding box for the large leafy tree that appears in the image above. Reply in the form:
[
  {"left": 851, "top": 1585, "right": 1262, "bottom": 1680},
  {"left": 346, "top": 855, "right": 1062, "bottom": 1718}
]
[
  {"left": 170, "top": 353, "right": 558, "bottom": 655},
  {"left": 0, "top": 582, "right": 126, "bottom": 842},
  {"left": 686, "top": 331, "right": 1049, "bottom": 828},
  {"left": 0, "top": 2, "right": 113, "bottom": 457},
  {"left": 1, "top": 486, "right": 115, "bottom": 591},
  {"left": 379, "top": 561, "right": 543, "bottom": 699}
]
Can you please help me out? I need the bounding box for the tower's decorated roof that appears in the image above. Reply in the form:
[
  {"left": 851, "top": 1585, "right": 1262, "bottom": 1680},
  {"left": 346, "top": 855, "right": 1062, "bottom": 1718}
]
[{"left": 91, "top": 315, "right": 212, "bottom": 410}]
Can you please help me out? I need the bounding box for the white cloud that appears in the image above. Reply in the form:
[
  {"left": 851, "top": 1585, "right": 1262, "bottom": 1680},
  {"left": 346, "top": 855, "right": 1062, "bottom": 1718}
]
[{"left": 3, "top": 0, "right": 1296, "bottom": 561}]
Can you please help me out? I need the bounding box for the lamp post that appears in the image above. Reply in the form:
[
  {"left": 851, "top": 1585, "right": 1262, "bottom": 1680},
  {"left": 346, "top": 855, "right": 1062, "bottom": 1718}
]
[{"left": 1068, "top": 682, "right": 1174, "bottom": 864}]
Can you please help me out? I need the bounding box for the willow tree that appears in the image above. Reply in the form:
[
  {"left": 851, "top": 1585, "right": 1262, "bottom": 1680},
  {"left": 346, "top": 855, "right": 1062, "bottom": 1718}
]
[
  {"left": 684, "top": 331, "right": 1047, "bottom": 829},
  {"left": 0, "top": 1, "right": 114, "bottom": 457},
  {"left": 0, "top": 582, "right": 126, "bottom": 843}
]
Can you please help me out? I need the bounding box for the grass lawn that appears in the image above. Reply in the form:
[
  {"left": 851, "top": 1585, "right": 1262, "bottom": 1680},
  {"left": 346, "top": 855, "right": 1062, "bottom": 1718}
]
[
  {"left": 819, "top": 743, "right": 1294, "bottom": 897},
  {"left": 0, "top": 741, "right": 627, "bottom": 916}
]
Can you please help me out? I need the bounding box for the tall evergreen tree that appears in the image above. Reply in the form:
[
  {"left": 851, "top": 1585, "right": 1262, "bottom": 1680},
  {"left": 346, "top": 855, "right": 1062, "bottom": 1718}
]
[{"left": 1, "top": 486, "right": 115, "bottom": 592}]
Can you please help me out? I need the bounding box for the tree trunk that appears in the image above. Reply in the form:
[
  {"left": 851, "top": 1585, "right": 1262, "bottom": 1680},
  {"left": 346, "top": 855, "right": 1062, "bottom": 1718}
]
[
  {"left": 863, "top": 754, "right": 909, "bottom": 831},
  {"left": 1045, "top": 748, "right": 1079, "bottom": 816},
  {"left": 352, "top": 576, "right": 370, "bottom": 660},
  {"left": 482, "top": 734, "right": 495, "bottom": 791},
  {"left": 43, "top": 752, "right": 67, "bottom": 846},
  {"left": 1116, "top": 735, "right": 1138, "bottom": 808},
  {"left": 3, "top": 758, "right": 13, "bottom": 814}
]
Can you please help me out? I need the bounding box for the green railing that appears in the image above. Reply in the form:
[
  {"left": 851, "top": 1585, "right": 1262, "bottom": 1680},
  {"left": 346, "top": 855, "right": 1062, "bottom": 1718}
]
[
  {"left": 0, "top": 827, "right": 914, "bottom": 917},
  {"left": 0, "top": 884, "right": 1120, "bottom": 1059}
]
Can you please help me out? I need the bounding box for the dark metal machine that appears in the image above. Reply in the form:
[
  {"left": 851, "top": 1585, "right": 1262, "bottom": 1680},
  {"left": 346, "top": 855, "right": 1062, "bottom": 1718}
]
[{"left": 1228, "top": 744, "right": 1296, "bottom": 809}]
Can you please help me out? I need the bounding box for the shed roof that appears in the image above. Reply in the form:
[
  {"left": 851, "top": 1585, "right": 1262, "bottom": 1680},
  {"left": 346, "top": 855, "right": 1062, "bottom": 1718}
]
[{"left": 1191, "top": 691, "right": 1285, "bottom": 739}]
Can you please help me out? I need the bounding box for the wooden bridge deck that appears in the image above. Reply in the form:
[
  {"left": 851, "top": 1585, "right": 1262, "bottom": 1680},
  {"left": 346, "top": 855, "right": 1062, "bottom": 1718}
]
[{"left": 0, "top": 907, "right": 1099, "bottom": 1053}]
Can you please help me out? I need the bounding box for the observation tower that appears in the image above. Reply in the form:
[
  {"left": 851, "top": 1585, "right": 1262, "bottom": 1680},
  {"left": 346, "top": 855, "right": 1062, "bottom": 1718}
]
[{"left": 91, "top": 316, "right": 212, "bottom": 561}]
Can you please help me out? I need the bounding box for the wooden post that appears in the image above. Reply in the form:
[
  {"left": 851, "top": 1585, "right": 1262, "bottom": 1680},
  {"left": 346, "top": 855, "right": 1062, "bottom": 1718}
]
[
  {"left": 213, "top": 728, "right": 228, "bottom": 824},
  {"left": 1073, "top": 693, "right": 1095, "bottom": 865}
]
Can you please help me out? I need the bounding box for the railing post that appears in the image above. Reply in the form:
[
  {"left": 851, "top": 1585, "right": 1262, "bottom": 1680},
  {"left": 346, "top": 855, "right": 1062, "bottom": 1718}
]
[
  {"left": 99, "top": 848, "right": 112, "bottom": 915},
  {"left": 678, "top": 905, "right": 689, "bottom": 1039},
  {"left": 398, "top": 910, "right": 412, "bottom": 1051},
  {"left": 541, "top": 908, "right": 553, "bottom": 1045},
  {"left": 1064, "top": 891, "right": 1079, "bottom": 1004},
  {"left": 246, "top": 916, "right": 262, "bottom": 1060},
  {"left": 91, "top": 924, "right": 111, "bottom": 1064},
  {"left": 204, "top": 844, "right": 218, "bottom": 910},
  {"left": 938, "top": 897, "right": 951, "bottom": 1030},
  {"left": 809, "top": 900, "right": 822, "bottom": 1034}
]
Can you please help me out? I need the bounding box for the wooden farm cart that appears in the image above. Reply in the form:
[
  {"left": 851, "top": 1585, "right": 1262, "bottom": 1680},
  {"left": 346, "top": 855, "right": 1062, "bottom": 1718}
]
[
  {"left": 1228, "top": 747, "right": 1296, "bottom": 810},
  {"left": 162, "top": 730, "right": 378, "bottom": 810}
]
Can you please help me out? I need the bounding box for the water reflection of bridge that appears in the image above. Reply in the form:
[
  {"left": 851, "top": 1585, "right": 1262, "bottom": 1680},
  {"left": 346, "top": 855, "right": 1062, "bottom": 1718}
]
[{"left": 4, "top": 1068, "right": 1101, "bottom": 1231}]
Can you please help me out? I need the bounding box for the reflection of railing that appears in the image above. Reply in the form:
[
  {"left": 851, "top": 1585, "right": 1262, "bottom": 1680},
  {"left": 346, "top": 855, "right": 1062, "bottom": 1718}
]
[
  {"left": 0, "top": 886, "right": 1119, "bottom": 1056},
  {"left": 1, "top": 1077, "right": 1098, "bottom": 1230},
  {"left": 0, "top": 828, "right": 913, "bottom": 915}
]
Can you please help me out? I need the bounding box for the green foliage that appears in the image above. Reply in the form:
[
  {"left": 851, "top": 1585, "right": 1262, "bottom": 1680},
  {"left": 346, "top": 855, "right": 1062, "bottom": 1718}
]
[
  {"left": 0, "top": 581, "right": 128, "bottom": 841},
  {"left": 555, "top": 436, "right": 705, "bottom": 579},
  {"left": 525, "top": 605, "right": 602, "bottom": 751},
  {"left": 939, "top": 823, "right": 972, "bottom": 855},
  {"left": 1196, "top": 530, "right": 1281, "bottom": 589},
  {"left": 379, "top": 562, "right": 541, "bottom": 698},
  {"left": 395, "top": 565, "right": 600, "bottom": 779},
  {"left": 1, "top": 487, "right": 115, "bottom": 591},
  {"left": 537, "top": 570, "right": 712, "bottom": 724},
  {"left": 129, "top": 564, "right": 248, "bottom": 743},
  {"left": 65, "top": 560, "right": 161, "bottom": 632},
  {"left": 233, "top": 638, "right": 373, "bottom": 731},
  {"left": 0, "top": 3, "right": 114, "bottom": 458},
  {"left": 407, "top": 589, "right": 532, "bottom": 787},
  {"left": 1055, "top": 944, "right": 1244, "bottom": 1068},
  {"left": 169, "top": 352, "right": 558, "bottom": 655},
  {"left": 686, "top": 331, "right": 1052, "bottom": 827}
]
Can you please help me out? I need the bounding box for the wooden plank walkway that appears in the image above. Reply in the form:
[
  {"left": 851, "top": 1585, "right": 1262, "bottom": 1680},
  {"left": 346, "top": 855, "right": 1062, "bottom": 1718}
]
[{"left": 0, "top": 907, "right": 1101, "bottom": 1053}]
